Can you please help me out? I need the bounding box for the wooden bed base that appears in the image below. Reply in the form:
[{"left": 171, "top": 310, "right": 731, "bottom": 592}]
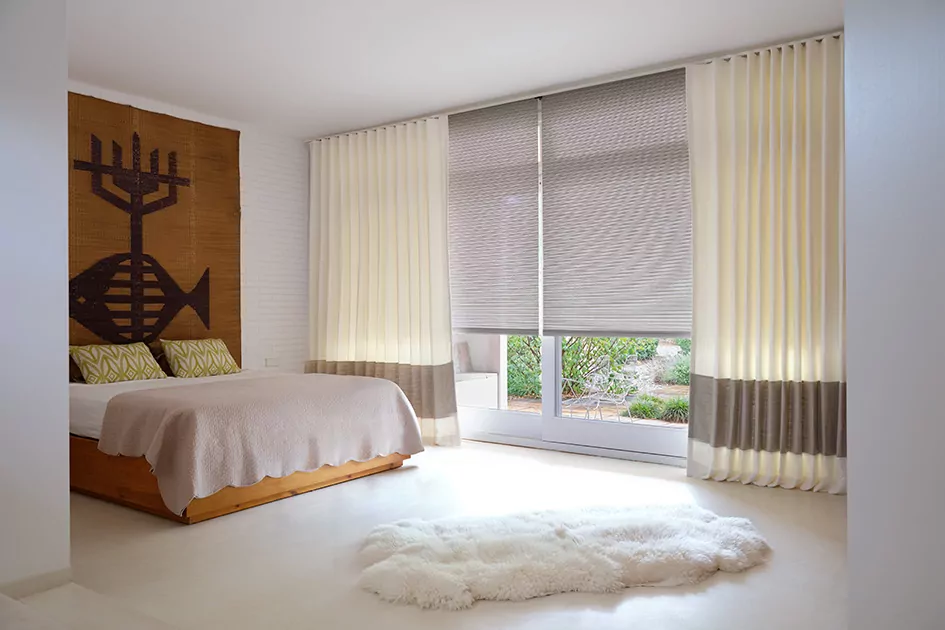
[{"left": 69, "top": 435, "right": 409, "bottom": 524}]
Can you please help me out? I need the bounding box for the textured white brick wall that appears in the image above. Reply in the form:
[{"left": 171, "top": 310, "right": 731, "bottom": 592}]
[
  {"left": 69, "top": 81, "right": 310, "bottom": 372},
  {"left": 239, "top": 132, "right": 309, "bottom": 371}
]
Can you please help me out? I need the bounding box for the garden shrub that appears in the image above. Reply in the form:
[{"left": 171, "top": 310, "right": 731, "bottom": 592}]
[
  {"left": 507, "top": 335, "right": 541, "bottom": 398},
  {"left": 662, "top": 354, "right": 691, "bottom": 386},
  {"left": 660, "top": 397, "right": 689, "bottom": 423},
  {"left": 559, "top": 336, "right": 657, "bottom": 397},
  {"left": 628, "top": 396, "right": 663, "bottom": 419},
  {"left": 674, "top": 338, "right": 692, "bottom": 354},
  {"left": 625, "top": 338, "right": 659, "bottom": 361},
  {"left": 506, "top": 336, "right": 661, "bottom": 398}
]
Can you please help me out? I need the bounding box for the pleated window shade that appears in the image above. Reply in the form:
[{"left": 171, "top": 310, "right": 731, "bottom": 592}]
[
  {"left": 448, "top": 100, "right": 540, "bottom": 333},
  {"left": 541, "top": 69, "right": 692, "bottom": 336}
]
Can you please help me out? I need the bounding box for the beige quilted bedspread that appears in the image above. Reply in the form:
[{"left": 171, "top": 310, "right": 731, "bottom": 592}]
[{"left": 97, "top": 373, "right": 424, "bottom": 515}]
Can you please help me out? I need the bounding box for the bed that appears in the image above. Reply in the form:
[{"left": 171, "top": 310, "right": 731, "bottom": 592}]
[{"left": 70, "top": 371, "right": 424, "bottom": 524}]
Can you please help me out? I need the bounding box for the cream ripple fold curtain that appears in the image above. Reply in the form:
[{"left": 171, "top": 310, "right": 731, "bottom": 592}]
[
  {"left": 686, "top": 35, "right": 846, "bottom": 492},
  {"left": 307, "top": 117, "right": 459, "bottom": 446}
]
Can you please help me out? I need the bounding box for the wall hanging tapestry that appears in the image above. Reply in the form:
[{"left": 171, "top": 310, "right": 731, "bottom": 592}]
[{"left": 68, "top": 93, "right": 241, "bottom": 362}]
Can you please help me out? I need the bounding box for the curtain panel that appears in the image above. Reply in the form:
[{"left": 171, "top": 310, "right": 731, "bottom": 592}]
[
  {"left": 686, "top": 35, "right": 846, "bottom": 492},
  {"left": 307, "top": 118, "right": 459, "bottom": 446}
]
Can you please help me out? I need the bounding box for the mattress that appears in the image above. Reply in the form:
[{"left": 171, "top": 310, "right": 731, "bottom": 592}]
[{"left": 69, "top": 371, "right": 278, "bottom": 439}]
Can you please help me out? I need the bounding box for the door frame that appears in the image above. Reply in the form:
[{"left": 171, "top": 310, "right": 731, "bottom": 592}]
[{"left": 458, "top": 335, "right": 688, "bottom": 464}]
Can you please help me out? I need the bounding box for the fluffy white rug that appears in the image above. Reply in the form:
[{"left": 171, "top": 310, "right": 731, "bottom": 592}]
[{"left": 359, "top": 504, "right": 771, "bottom": 610}]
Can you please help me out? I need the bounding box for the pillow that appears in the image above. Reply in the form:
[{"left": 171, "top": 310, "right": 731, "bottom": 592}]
[
  {"left": 160, "top": 338, "right": 240, "bottom": 378},
  {"left": 69, "top": 343, "right": 168, "bottom": 385}
]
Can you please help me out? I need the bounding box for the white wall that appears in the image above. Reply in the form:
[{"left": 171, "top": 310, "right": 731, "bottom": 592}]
[
  {"left": 453, "top": 333, "right": 502, "bottom": 374},
  {"left": 0, "top": 0, "right": 72, "bottom": 595},
  {"left": 846, "top": 1, "right": 945, "bottom": 628},
  {"left": 69, "top": 82, "right": 311, "bottom": 372},
  {"left": 452, "top": 333, "right": 508, "bottom": 408}
]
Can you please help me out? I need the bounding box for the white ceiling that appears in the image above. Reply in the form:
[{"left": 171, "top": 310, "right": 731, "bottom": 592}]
[{"left": 68, "top": 0, "right": 842, "bottom": 138}]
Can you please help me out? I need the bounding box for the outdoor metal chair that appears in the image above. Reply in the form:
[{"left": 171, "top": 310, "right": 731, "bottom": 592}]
[{"left": 561, "top": 355, "right": 609, "bottom": 420}]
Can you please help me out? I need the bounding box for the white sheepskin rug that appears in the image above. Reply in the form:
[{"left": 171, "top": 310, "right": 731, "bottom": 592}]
[{"left": 359, "top": 504, "right": 771, "bottom": 610}]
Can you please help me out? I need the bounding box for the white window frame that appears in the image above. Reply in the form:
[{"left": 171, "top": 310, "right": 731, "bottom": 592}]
[{"left": 458, "top": 335, "right": 687, "bottom": 465}]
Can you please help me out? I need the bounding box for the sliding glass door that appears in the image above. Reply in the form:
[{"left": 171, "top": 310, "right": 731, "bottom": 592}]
[
  {"left": 542, "top": 336, "right": 687, "bottom": 459},
  {"left": 456, "top": 334, "right": 687, "bottom": 461},
  {"left": 448, "top": 69, "right": 692, "bottom": 463}
]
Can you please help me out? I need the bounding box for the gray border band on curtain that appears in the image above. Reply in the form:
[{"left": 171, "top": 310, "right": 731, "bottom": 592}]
[
  {"left": 689, "top": 373, "right": 847, "bottom": 457},
  {"left": 306, "top": 360, "right": 458, "bottom": 420}
]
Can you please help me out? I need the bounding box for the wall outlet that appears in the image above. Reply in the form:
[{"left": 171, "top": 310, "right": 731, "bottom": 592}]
[{"left": 265, "top": 357, "right": 280, "bottom": 367}]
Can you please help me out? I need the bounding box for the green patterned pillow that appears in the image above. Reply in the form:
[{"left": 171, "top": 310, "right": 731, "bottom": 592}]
[
  {"left": 160, "top": 339, "right": 241, "bottom": 378},
  {"left": 69, "top": 343, "right": 168, "bottom": 385}
]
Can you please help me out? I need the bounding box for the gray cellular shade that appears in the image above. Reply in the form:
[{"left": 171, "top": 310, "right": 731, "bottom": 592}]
[
  {"left": 541, "top": 69, "right": 692, "bottom": 336},
  {"left": 448, "top": 100, "right": 539, "bottom": 333}
]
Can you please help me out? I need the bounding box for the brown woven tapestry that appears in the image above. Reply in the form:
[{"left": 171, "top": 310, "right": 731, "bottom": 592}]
[{"left": 68, "top": 93, "right": 241, "bottom": 363}]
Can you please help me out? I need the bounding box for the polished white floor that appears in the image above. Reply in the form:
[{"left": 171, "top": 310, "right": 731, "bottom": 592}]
[
  {"left": 1, "top": 592, "right": 66, "bottom": 630},
  {"left": 21, "top": 584, "right": 176, "bottom": 630},
  {"left": 62, "top": 442, "right": 846, "bottom": 629}
]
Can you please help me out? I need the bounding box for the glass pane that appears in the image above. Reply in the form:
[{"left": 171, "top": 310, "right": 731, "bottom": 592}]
[
  {"left": 560, "top": 337, "right": 689, "bottom": 425},
  {"left": 452, "top": 332, "right": 541, "bottom": 415},
  {"left": 506, "top": 335, "right": 542, "bottom": 414}
]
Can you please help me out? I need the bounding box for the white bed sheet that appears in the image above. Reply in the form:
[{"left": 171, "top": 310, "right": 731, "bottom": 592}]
[{"left": 69, "top": 371, "right": 279, "bottom": 439}]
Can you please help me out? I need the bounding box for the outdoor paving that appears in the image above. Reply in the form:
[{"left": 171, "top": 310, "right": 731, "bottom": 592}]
[{"left": 507, "top": 397, "right": 688, "bottom": 427}]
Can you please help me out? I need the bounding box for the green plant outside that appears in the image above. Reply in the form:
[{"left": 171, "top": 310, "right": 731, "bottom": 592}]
[
  {"left": 560, "top": 336, "right": 657, "bottom": 398},
  {"left": 621, "top": 394, "right": 689, "bottom": 422},
  {"left": 505, "top": 336, "right": 660, "bottom": 398},
  {"left": 662, "top": 354, "right": 691, "bottom": 386},
  {"left": 674, "top": 338, "right": 692, "bottom": 354},
  {"left": 507, "top": 335, "right": 542, "bottom": 398},
  {"left": 660, "top": 397, "right": 690, "bottom": 423},
  {"left": 627, "top": 399, "right": 662, "bottom": 419}
]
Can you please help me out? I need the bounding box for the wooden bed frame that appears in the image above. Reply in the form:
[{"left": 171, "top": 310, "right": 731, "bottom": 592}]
[{"left": 69, "top": 435, "right": 409, "bottom": 524}]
